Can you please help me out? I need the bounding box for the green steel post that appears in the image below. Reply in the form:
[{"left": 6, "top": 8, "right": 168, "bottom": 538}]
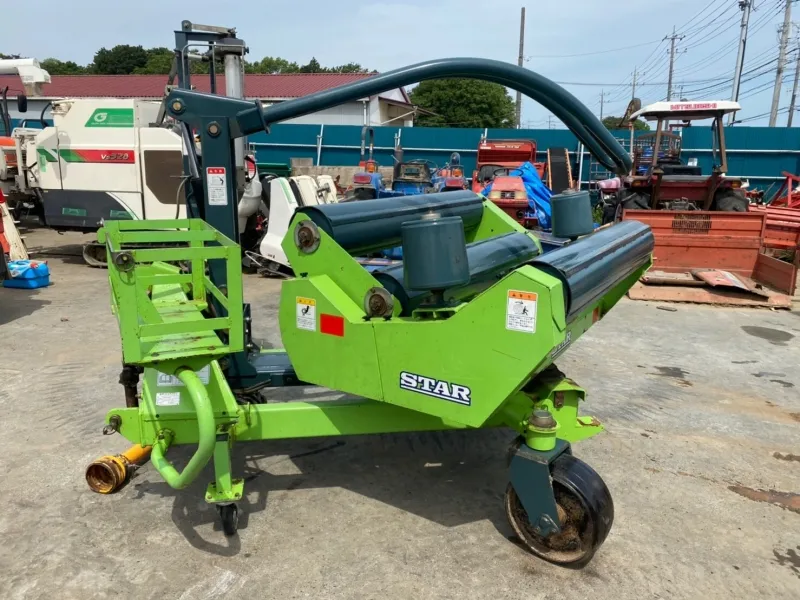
[
  {"left": 150, "top": 368, "right": 216, "bottom": 489},
  {"left": 206, "top": 433, "right": 244, "bottom": 503}
]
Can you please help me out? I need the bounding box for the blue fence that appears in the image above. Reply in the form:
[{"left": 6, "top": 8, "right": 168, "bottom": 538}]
[
  {"left": 249, "top": 124, "right": 800, "bottom": 190},
  {"left": 250, "top": 125, "right": 579, "bottom": 176},
  {"left": 6, "top": 115, "right": 799, "bottom": 191}
]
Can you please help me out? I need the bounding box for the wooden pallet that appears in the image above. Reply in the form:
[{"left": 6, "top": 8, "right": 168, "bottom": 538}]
[{"left": 0, "top": 202, "right": 28, "bottom": 261}]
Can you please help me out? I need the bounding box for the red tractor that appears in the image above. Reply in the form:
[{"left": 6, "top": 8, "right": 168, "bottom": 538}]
[
  {"left": 471, "top": 139, "right": 546, "bottom": 227},
  {"left": 614, "top": 101, "right": 748, "bottom": 216}
]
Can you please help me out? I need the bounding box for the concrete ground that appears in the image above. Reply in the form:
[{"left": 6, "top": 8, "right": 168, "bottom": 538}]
[{"left": 1, "top": 227, "right": 799, "bottom": 600}]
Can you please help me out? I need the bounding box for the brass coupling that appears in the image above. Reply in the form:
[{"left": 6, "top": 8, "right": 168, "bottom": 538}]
[{"left": 85, "top": 445, "right": 152, "bottom": 494}]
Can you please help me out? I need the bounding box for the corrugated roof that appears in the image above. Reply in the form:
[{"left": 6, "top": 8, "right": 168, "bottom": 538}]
[{"left": 0, "top": 72, "right": 381, "bottom": 100}]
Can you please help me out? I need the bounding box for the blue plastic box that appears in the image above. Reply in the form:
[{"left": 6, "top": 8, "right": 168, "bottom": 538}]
[{"left": 3, "top": 260, "right": 50, "bottom": 289}]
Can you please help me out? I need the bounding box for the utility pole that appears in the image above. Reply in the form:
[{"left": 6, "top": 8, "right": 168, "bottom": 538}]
[
  {"left": 599, "top": 90, "right": 609, "bottom": 120},
  {"left": 788, "top": 37, "right": 800, "bottom": 126},
  {"left": 665, "top": 26, "right": 685, "bottom": 102},
  {"left": 547, "top": 115, "right": 554, "bottom": 130},
  {"left": 729, "top": 0, "right": 753, "bottom": 124},
  {"left": 516, "top": 7, "right": 525, "bottom": 129},
  {"left": 770, "top": 0, "right": 793, "bottom": 127},
  {"left": 631, "top": 68, "right": 640, "bottom": 99}
]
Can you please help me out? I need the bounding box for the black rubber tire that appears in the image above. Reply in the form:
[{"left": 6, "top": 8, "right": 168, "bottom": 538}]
[
  {"left": 620, "top": 190, "right": 651, "bottom": 210},
  {"left": 218, "top": 503, "right": 239, "bottom": 536},
  {"left": 505, "top": 453, "right": 614, "bottom": 567},
  {"left": 601, "top": 202, "right": 618, "bottom": 225},
  {"left": 352, "top": 187, "right": 377, "bottom": 201},
  {"left": 713, "top": 189, "right": 748, "bottom": 212}
]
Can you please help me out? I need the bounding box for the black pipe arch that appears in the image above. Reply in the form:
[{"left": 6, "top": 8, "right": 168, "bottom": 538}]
[{"left": 261, "top": 58, "right": 632, "bottom": 175}]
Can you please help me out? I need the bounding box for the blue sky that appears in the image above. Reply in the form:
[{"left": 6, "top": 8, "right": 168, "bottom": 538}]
[{"left": 3, "top": 0, "right": 793, "bottom": 127}]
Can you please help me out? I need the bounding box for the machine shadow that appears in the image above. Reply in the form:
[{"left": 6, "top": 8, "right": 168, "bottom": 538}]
[
  {"left": 0, "top": 286, "right": 50, "bottom": 325},
  {"left": 27, "top": 243, "right": 87, "bottom": 265},
  {"left": 135, "top": 428, "right": 518, "bottom": 556}
]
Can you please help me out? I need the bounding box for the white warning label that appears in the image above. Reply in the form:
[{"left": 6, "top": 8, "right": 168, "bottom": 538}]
[
  {"left": 155, "top": 392, "right": 181, "bottom": 406},
  {"left": 157, "top": 365, "right": 210, "bottom": 387},
  {"left": 296, "top": 297, "right": 317, "bottom": 331},
  {"left": 506, "top": 290, "right": 538, "bottom": 334},
  {"left": 206, "top": 167, "right": 228, "bottom": 206}
]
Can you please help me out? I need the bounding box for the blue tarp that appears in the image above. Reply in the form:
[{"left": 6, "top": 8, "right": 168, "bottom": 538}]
[{"left": 482, "top": 162, "right": 553, "bottom": 230}]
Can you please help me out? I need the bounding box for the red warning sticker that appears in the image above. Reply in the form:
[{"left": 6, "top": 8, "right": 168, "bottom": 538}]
[{"left": 320, "top": 313, "right": 345, "bottom": 337}]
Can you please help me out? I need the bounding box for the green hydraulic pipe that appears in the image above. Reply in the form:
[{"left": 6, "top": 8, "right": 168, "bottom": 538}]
[{"left": 150, "top": 368, "right": 216, "bottom": 489}]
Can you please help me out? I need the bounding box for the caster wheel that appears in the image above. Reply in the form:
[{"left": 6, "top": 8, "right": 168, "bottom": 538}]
[
  {"left": 505, "top": 453, "right": 614, "bottom": 566},
  {"left": 218, "top": 503, "right": 239, "bottom": 536}
]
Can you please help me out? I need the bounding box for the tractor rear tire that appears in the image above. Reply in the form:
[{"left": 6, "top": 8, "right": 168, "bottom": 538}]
[
  {"left": 601, "top": 202, "right": 618, "bottom": 225},
  {"left": 713, "top": 189, "right": 748, "bottom": 212},
  {"left": 620, "top": 191, "right": 651, "bottom": 210}
]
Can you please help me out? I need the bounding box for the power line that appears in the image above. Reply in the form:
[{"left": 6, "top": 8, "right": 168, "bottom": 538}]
[
  {"left": 525, "top": 39, "right": 662, "bottom": 59},
  {"left": 584, "top": 2, "right": 786, "bottom": 110},
  {"left": 606, "top": 74, "right": 635, "bottom": 102},
  {"left": 671, "top": 2, "right": 785, "bottom": 78},
  {"left": 551, "top": 75, "right": 732, "bottom": 87},
  {"left": 677, "top": 51, "right": 796, "bottom": 97},
  {"left": 737, "top": 106, "right": 790, "bottom": 123},
  {"left": 675, "top": 0, "right": 731, "bottom": 35},
  {"left": 638, "top": 45, "right": 670, "bottom": 77},
  {"left": 741, "top": 71, "right": 795, "bottom": 99},
  {"left": 636, "top": 40, "right": 668, "bottom": 71},
  {"left": 682, "top": 4, "right": 742, "bottom": 47}
]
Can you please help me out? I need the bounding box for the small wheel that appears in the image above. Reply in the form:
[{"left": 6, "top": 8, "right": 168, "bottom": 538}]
[
  {"left": 505, "top": 454, "right": 614, "bottom": 566},
  {"left": 218, "top": 503, "right": 239, "bottom": 536}
]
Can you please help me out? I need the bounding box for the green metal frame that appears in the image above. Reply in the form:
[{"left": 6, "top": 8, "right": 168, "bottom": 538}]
[
  {"left": 99, "top": 199, "right": 650, "bottom": 513},
  {"left": 99, "top": 219, "right": 244, "bottom": 370}
]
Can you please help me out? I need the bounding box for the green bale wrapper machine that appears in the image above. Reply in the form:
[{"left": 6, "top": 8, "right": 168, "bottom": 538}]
[{"left": 86, "top": 22, "right": 653, "bottom": 567}]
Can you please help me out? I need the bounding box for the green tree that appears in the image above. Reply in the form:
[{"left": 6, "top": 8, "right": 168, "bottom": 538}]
[
  {"left": 92, "top": 45, "right": 148, "bottom": 74},
  {"left": 409, "top": 79, "right": 516, "bottom": 128},
  {"left": 0, "top": 53, "right": 21, "bottom": 60},
  {"left": 299, "top": 57, "right": 324, "bottom": 73},
  {"left": 602, "top": 116, "right": 649, "bottom": 131},
  {"left": 133, "top": 47, "right": 174, "bottom": 74},
  {"left": 27, "top": 48, "right": 373, "bottom": 78},
  {"left": 39, "top": 58, "right": 86, "bottom": 74},
  {"left": 331, "top": 62, "right": 369, "bottom": 73},
  {"left": 246, "top": 56, "right": 301, "bottom": 74}
]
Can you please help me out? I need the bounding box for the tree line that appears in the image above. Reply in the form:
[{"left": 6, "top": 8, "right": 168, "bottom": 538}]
[
  {"left": 3, "top": 49, "right": 646, "bottom": 131},
  {"left": 14, "top": 45, "right": 373, "bottom": 76},
  {"left": 2, "top": 48, "right": 521, "bottom": 129}
]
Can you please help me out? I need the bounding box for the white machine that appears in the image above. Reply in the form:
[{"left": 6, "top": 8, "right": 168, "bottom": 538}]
[
  {"left": 2, "top": 96, "right": 268, "bottom": 265},
  {"left": 255, "top": 175, "right": 338, "bottom": 273},
  {"left": 0, "top": 58, "right": 51, "bottom": 96},
  {"left": 14, "top": 99, "right": 187, "bottom": 228},
  {"left": 0, "top": 59, "right": 339, "bottom": 269},
  {"left": 0, "top": 58, "right": 51, "bottom": 196}
]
